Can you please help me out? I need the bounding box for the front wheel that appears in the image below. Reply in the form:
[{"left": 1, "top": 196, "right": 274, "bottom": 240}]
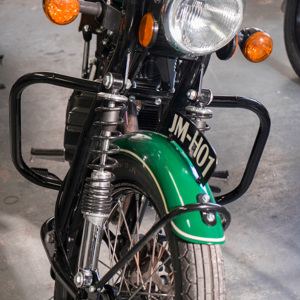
[
  {"left": 284, "top": 0, "right": 300, "bottom": 77},
  {"left": 55, "top": 155, "right": 226, "bottom": 299}
]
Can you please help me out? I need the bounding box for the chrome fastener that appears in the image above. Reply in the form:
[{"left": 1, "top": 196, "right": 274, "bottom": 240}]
[
  {"left": 206, "top": 212, "right": 216, "bottom": 223},
  {"left": 103, "top": 73, "right": 113, "bottom": 89},
  {"left": 129, "top": 95, "right": 136, "bottom": 102},
  {"left": 186, "top": 89, "right": 197, "bottom": 101},
  {"left": 155, "top": 98, "right": 162, "bottom": 105},
  {"left": 202, "top": 194, "right": 211, "bottom": 203}
]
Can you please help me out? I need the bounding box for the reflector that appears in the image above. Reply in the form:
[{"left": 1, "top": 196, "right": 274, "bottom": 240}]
[
  {"left": 44, "top": 0, "right": 80, "bottom": 25},
  {"left": 139, "top": 13, "right": 155, "bottom": 48}
]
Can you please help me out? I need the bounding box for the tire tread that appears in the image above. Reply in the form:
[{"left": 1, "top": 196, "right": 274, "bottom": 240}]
[{"left": 179, "top": 242, "right": 225, "bottom": 300}]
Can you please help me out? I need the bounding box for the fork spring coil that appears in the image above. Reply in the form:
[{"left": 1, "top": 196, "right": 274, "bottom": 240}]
[{"left": 81, "top": 92, "right": 128, "bottom": 216}]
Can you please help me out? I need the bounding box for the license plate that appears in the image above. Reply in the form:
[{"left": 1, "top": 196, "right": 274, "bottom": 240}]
[{"left": 167, "top": 112, "right": 217, "bottom": 185}]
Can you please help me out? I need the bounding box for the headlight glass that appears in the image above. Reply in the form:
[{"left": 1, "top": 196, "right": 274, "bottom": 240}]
[{"left": 162, "top": 0, "right": 244, "bottom": 55}]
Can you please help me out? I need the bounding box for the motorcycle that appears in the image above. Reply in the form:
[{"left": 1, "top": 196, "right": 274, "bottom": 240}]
[
  {"left": 9, "top": 0, "right": 272, "bottom": 299},
  {"left": 283, "top": 0, "right": 300, "bottom": 77}
]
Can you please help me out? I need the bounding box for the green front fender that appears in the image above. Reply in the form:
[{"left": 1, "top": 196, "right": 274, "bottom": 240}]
[{"left": 114, "top": 131, "right": 225, "bottom": 244}]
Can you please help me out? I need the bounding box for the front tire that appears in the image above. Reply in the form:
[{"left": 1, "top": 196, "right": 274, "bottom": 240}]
[
  {"left": 54, "top": 155, "right": 226, "bottom": 299},
  {"left": 284, "top": 0, "right": 300, "bottom": 77}
]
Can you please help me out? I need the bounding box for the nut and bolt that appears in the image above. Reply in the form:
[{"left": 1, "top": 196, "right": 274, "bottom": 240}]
[
  {"left": 206, "top": 212, "right": 216, "bottom": 223},
  {"left": 74, "top": 272, "right": 83, "bottom": 287},
  {"left": 201, "top": 194, "right": 210, "bottom": 203},
  {"left": 45, "top": 231, "right": 55, "bottom": 244},
  {"left": 129, "top": 95, "right": 136, "bottom": 102},
  {"left": 74, "top": 270, "right": 93, "bottom": 288},
  {"left": 186, "top": 89, "right": 197, "bottom": 101},
  {"left": 107, "top": 30, "right": 113, "bottom": 36},
  {"left": 155, "top": 98, "right": 162, "bottom": 105},
  {"left": 89, "top": 285, "right": 97, "bottom": 293},
  {"left": 103, "top": 73, "right": 113, "bottom": 89},
  {"left": 125, "top": 79, "right": 132, "bottom": 90}
]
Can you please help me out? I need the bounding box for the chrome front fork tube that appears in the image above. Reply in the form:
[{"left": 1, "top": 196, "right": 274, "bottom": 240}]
[{"left": 74, "top": 215, "right": 108, "bottom": 288}]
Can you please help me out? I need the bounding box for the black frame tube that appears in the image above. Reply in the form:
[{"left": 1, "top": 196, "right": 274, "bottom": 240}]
[
  {"left": 40, "top": 218, "right": 81, "bottom": 299},
  {"left": 209, "top": 96, "right": 271, "bottom": 205},
  {"left": 9, "top": 72, "right": 100, "bottom": 190}
]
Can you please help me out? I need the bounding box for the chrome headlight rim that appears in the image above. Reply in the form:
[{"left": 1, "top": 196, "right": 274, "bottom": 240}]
[{"left": 161, "top": 0, "right": 245, "bottom": 56}]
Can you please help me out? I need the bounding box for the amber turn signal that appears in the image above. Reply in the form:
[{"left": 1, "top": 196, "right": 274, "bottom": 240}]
[
  {"left": 242, "top": 32, "right": 273, "bottom": 63},
  {"left": 43, "top": 0, "right": 80, "bottom": 25},
  {"left": 139, "top": 13, "right": 156, "bottom": 48}
]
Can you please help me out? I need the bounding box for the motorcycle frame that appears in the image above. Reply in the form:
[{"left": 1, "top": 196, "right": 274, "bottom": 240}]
[
  {"left": 9, "top": 69, "right": 270, "bottom": 298},
  {"left": 9, "top": 0, "right": 271, "bottom": 297}
]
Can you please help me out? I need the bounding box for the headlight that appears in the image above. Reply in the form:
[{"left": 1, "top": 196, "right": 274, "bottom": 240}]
[{"left": 162, "top": 0, "right": 244, "bottom": 56}]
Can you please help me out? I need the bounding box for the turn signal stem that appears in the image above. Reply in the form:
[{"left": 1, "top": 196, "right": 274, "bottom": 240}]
[{"left": 79, "top": 1, "right": 102, "bottom": 17}]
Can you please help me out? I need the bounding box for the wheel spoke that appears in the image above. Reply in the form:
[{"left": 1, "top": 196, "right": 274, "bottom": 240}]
[
  {"left": 148, "top": 236, "right": 156, "bottom": 298},
  {"left": 111, "top": 199, "right": 124, "bottom": 268},
  {"left": 128, "top": 256, "right": 172, "bottom": 300},
  {"left": 118, "top": 199, "right": 145, "bottom": 286},
  {"left": 97, "top": 190, "right": 174, "bottom": 299}
]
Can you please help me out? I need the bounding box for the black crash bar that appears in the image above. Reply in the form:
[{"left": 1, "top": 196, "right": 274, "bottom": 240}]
[
  {"left": 9, "top": 72, "right": 101, "bottom": 190},
  {"left": 41, "top": 202, "right": 231, "bottom": 299},
  {"left": 209, "top": 96, "right": 271, "bottom": 205}
]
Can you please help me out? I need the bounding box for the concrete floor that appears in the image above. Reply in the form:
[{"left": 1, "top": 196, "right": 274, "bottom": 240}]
[{"left": 0, "top": 0, "right": 300, "bottom": 299}]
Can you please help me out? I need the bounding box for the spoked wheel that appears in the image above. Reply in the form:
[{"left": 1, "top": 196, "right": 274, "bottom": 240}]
[
  {"left": 284, "top": 0, "right": 300, "bottom": 77},
  {"left": 95, "top": 155, "right": 226, "bottom": 300},
  {"left": 54, "top": 155, "right": 226, "bottom": 299},
  {"left": 99, "top": 190, "right": 175, "bottom": 299}
]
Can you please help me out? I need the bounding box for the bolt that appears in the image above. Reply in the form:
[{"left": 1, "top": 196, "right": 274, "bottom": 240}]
[
  {"left": 154, "top": 0, "right": 161, "bottom": 3},
  {"left": 125, "top": 79, "right": 132, "bottom": 90},
  {"left": 129, "top": 95, "right": 136, "bottom": 102},
  {"left": 107, "top": 30, "right": 113, "bottom": 36},
  {"left": 74, "top": 270, "right": 93, "bottom": 288},
  {"left": 45, "top": 231, "right": 55, "bottom": 244},
  {"left": 103, "top": 75, "right": 109, "bottom": 85},
  {"left": 186, "top": 89, "right": 197, "bottom": 101},
  {"left": 206, "top": 212, "right": 215, "bottom": 223},
  {"left": 155, "top": 98, "right": 162, "bottom": 105},
  {"left": 102, "top": 40, "right": 107, "bottom": 45},
  {"left": 201, "top": 194, "right": 210, "bottom": 203},
  {"left": 103, "top": 73, "right": 113, "bottom": 89},
  {"left": 89, "top": 286, "right": 96, "bottom": 293},
  {"left": 74, "top": 273, "right": 83, "bottom": 288}
]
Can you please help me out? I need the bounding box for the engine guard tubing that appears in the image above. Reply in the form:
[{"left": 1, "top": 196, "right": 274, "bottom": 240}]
[
  {"left": 9, "top": 72, "right": 100, "bottom": 190},
  {"left": 208, "top": 96, "right": 271, "bottom": 205},
  {"left": 41, "top": 202, "right": 230, "bottom": 297}
]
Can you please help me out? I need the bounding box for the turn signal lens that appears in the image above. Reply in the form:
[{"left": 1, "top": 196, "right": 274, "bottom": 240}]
[
  {"left": 43, "top": 0, "right": 80, "bottom": 25},
  {"left": 243, "top": 32, "right": 273, "bottom": 63},
  {"left": 139, "top": 13, "right": 155, "bottom": 48}
]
